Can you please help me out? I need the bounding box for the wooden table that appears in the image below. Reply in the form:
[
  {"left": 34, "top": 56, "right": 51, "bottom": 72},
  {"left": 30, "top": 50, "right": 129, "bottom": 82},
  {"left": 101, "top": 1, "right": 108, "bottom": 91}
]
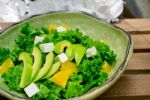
[{"left": 0, "top": 19, "right": 150, "bottom": 100}]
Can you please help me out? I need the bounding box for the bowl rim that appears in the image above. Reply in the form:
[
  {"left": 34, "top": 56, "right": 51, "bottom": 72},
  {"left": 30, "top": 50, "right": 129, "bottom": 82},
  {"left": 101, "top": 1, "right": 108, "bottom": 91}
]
[{"left": 0, "top": 11, "right": 132, "bottom": 99}]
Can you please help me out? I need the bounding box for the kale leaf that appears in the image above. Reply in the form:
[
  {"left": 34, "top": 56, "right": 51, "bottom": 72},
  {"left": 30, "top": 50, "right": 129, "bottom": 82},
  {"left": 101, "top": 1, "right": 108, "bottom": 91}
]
[
  {"left": 63, "top": 74, "right": 84, "bottom": 98},
  {"left": 0, "top": 48, "right": 10, "bottom": 65},
  {"left": 33, "top": 81, "right": 63, "bottom": 100},
  {"left": 2, "top": 64, "right": 23, "bottom": 92}
]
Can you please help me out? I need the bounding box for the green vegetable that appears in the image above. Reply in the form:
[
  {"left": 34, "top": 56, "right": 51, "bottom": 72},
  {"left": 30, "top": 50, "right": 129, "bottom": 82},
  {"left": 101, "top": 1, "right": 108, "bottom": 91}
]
[
  {"left": 33, "top": 81, "right": 63, "bottom": 100},
  {"left": 54, "top": 40, "right": 72, "bottom": 54},
  {"left": 0, "top": 48, "right": 10, "bottom": 65},
  {"left": 11, "top": 24, "right": 47, "bottom": 63},
  {"left": 44, "top": 61, "right": 61, "bottom": 79},
  {"left": 74, "top": 44, "right": 86, "bottom": 66},
  {"left": 65, "top": 45, "right": 76, "bottom": 61},
  {"left": 20, "top": 24, "right": 34, "bottom": 35},
  {"left": 2, "top": 64, "right": 23, "bottom": 92},
  {"left": 95, "top": 42, "right": 116, "bottom": 65},
  {"left": 31, "top": 46, "right": 42, "bottom": 81},
  {"left": 32, "top": 84, "right": 49, "bottom": 100},
  {"left": 1, "top": 24, "right": 116, "bottom": 99},
  {"left": 63, "top": 74, "right": 84, "bottom": 98},
  {"left": 34, "top": 52, "right": 54, "bottom": 82},
  {"left": 19, "top": 52, "right": 33, "bottom": 88},
  {"left": 65, "top": 44, "right": 86, "bottom": 66}
]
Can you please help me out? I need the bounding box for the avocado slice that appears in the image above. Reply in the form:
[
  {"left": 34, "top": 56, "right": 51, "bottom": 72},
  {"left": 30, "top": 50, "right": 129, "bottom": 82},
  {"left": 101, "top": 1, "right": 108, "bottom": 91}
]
[
  {"left": 65, "top": 44, "right": 86, "bottom": 65},
  {"left": 54, "top": 40, "right": 72, "bottom": 54},
  {"left": 19, "top": 52, "right": 33, "bottom": 88},
  {"left": 43, "top": 61, "right": 61, "bottom": 79},
  {"left": 75, "top": 44, "right": 86, "bottom": 66},
  {"left": 65, "top": 45, "right": 76, "bottom": 61},
  {"left": 31, "top": 46, "right": 42, "bottom": 81},
  {"left": 34, "top": 52, "right": 54, "bottom": 82}
]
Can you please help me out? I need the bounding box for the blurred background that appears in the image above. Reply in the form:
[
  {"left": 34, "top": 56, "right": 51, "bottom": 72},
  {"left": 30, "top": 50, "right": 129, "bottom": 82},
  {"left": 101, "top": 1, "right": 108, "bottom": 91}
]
[
  {"left": 0, "top": 0, "right": 149, "bottom": 23},
  {"left": 124, "top": 0, "right": 150, "bottom": 18}
]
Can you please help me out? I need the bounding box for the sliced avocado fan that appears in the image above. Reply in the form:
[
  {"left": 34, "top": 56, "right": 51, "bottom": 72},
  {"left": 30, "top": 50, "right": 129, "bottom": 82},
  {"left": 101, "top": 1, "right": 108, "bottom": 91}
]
[
  {"left": 33, "top": 52, "right": 54, "bottom": 82},
  {"left": 43, "top": 61, "right": 61, "bottom": 79},
  {"left": 19, "top": 52, "right": 33, "bottom": 88},
  {"left": 30, "top": 46, "right": 42, "bottom": 81},
  {"left": 54, "top": 40, "right": 72, "bottom": 54},
  {"left": 65, "top": 44, "right": 86, "bottom": 66}
]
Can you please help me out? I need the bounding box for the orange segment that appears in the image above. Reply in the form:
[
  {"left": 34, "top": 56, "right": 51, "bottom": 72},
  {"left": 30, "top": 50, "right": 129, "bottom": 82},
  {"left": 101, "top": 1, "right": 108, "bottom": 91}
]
[
  {"left": 102, "top": 61, "right": 111, "bottom": 73},
  {"left": 50, "top": 69, "right": 72, "bottom": 87},
  {"left": 61, "top": 24, "right": 69, "bottom": 29},
  {"left": 48, "top": 24, "right": 57, "bottom": 31},
  {"left": 0, "top": 58, "right": 14, "bottom": 74},
  {"left": 60, "top": 61, "right": 77, "bottom": 73}
]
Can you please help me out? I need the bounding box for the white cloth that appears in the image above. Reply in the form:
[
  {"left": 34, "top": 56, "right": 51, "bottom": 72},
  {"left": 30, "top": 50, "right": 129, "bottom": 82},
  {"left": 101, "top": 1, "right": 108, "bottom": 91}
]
[{"left": 0, "top": 0, "right": 123, "bottom": 22}]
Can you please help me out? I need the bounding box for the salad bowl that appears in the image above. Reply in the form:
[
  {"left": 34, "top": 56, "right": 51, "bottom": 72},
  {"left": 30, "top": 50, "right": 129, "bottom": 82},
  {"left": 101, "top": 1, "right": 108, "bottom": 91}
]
[{"left": 0, "top": 12, "right": 133, "bottom": 100}]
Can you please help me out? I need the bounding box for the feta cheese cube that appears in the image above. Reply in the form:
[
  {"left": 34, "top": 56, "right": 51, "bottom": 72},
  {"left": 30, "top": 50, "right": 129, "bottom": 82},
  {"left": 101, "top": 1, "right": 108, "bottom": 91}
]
[
  {"left": 24, "top": 0, "right": 30, "bottom": 5},
  {"left": 24, "top": 83, "right": 39, "bottom": 97},
  {"left": 57, "top": 26, "right": 67, "bottom": 32},
  {"left": 86, "top": 46, "right": 97, "bottom": 58},
  {"left": 57, "top": 53, "right": 68, "bottom": 63},
  {"left": 39, "top": 43, "right": 54, "bottom": 53},
  {"left": 34, "top": 36, "right": 45, "bottom": 45}
]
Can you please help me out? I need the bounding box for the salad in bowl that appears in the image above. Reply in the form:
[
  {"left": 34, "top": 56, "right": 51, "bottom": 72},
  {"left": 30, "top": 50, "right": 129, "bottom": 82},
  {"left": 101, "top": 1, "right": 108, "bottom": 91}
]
[
  {"left": 0, "top": 12, "right": 132, "bottom": 100},
  {"left": 0, "top": 23, "right": 116, "bottom": 100}
]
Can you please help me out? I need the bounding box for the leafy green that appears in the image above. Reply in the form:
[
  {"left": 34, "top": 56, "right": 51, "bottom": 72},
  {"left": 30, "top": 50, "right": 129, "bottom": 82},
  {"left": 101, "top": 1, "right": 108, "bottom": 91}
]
[
  {"left": 0, "top": 48, "right": 10, "bottom": 65},
  {"left": 20, "top": 24, "right": 33, "bottom": 35},
  {"left": 2, "top": 64, "right": 23, "bottom": 92},
  {"left": 47, "top": 28, "right": 116, "bottom": 64},
  {"left": 33, "top": 81, "right": 63, "bottom": 100},
  {"left": 1, "top": 24, "right": 116, "bottom": 99},
  {"left": 78, "top": 55, "right": 103, "bottom": 78},
  {"left": 47, "top": 29, "right": 82, "bottom": 44},
  {"left": 95, "top": 42, "right": 116, "bottom": 64},
  {"left": 63, "top": 74, "right": 84, "bottom": 98},
  {"left": 11, "top": 24, "right": 48, "bottom": 64},
  {"left": 32, "top": 83, "right": 49, "bottom": 100}
]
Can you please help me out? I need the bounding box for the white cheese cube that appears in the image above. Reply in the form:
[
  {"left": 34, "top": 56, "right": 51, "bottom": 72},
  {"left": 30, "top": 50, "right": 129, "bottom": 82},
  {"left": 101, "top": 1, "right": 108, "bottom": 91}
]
[
  {"left": 57, "top": 53, "right": 68, "bottom": 63},
  {"left": 86, "top": 46, "right": 97, "bottom": 58},
  {"left": 24, "top": 0, "right": 30, "bottom": 5},
  {"left": 57, "top": 26, "right": 67, "bottom": 32},
  {"left": 39, "top": 43, "right": 54, "bottom": 53},
  {"left": 24, "top": 83, "right": 40, "bottom": 97},
  {"left": 34, "top": 36, "right": 45, "bottom": 45}
]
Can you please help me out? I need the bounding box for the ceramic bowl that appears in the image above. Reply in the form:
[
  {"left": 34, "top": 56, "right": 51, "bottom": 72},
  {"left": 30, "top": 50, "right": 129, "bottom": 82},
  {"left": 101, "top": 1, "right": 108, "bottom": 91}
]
[{"left": 0, "top": 12, "right": 133, "bottom": 100}]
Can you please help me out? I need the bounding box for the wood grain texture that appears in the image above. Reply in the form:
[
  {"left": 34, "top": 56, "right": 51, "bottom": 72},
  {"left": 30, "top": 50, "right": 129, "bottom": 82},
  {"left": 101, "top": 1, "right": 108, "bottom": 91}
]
[
  {"left": 132, "top": 34, "right": 150, "bottom": 50},
  {"left": 97, "top": 75, "right": 150, "bottom": 98},
  {"left": 0, "top": 22, "right": 13, "bottom": 33},
  {"left": 126, "top": 53, "right": 150, "bottom": 71},
  {"left": 114, "top": 19, "right": 150, "bottom": 34}
]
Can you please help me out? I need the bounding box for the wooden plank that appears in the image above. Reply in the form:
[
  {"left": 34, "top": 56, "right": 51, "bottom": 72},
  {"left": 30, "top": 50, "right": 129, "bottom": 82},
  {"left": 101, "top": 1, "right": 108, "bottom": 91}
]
[
  {"left": 114, "top": 19, "right": 150, "bottom": 34},
  {"left": 0, "top": 22, "right": 13, "bottom": 33},
  {"left": 125, "top": 19, "right": 150, "bottom": 33},
  {"left": 96, "top": 75, "right": 150, "bottom": 99},
  {"left": 96, "top": 96, "right": 150, "bottom": 100},
  {"left": 114, "top": 20, "right": 135, "bottom": 32},
  {"left": 132, "top": 34, "right": 150, "bottom": 50},
  {"left": 126, "top": 53, "right": 150, "bottom": 71}
]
